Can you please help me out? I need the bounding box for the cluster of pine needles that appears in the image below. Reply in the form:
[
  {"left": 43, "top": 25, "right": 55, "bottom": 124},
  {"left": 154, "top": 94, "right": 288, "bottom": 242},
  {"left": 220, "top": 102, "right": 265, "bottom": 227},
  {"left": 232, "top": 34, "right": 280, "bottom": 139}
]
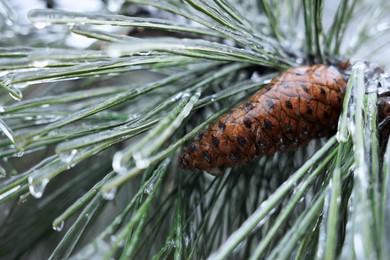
[{"left": 0, "top": 0, "right": 389, "bottom": 259}]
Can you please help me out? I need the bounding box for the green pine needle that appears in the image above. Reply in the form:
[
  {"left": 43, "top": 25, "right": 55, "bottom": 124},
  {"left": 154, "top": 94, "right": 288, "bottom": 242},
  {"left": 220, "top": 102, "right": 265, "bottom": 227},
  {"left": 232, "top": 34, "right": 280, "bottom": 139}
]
[{"left": 0, "top": 0, "right": 389, "bottom": 259}]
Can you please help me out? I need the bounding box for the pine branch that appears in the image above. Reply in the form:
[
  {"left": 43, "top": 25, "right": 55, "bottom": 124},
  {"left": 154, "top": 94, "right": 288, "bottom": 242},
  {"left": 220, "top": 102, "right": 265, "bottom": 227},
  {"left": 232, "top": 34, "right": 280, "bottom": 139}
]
[{"left": 0, "top": 0, "right": 389, "bottom": 259}]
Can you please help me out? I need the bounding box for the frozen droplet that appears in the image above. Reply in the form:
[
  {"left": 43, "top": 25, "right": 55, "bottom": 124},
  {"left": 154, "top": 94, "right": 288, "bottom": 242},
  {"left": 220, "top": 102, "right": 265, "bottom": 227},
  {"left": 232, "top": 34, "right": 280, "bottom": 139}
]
[
  {"left": 32, "top": 60, "right": 49, "bottom": 68},
  {"left": 0, "top": 165, "right": 6, "bottom": 177},
  {"left": 348, "top": 119, "right": 356, "bottom": 136},
  {"left": 65, "top": 32, "right": 97, "bottom": 48},
  {"left": 223, "top": 39, "right": 236, "bottom": 46},
  {"left": 107, "top": 48, "right": 122, "bottom": 58},
  {"left": 53, "top": 221, "right": 64, "bottom": 232},
  {"left": 102, "top": 187, "right": 117, "bottom": 200},
  {"left": 170, "top": 92, "right": 184, "bottom": 102},
  {"left": 110, "top": 235, "right": 118, "bottom": 243},
  {"left": 181, "top": 92, "right": 192, "bottom": 99},
  {"left": 184, "top": 236, "right": 190, "bottom": 246},
  {"left": 15, "top": 150, "right": 24, "bottom": 157},
  {"left": 106, "top": 0, "right": 125, "bottom": 12},
  {"left": 33, "top": 22, "right": 51, "bottom": 29},
  {"left": 336, "top": 118, "right": 349, "bottom": 143},
  {"left": 19, "top": 192, "right": 30, "bottom": 203},
  {"left": 144, "top": 183, "right": 154, "bottom": 195},
  {"left": 378, "top": 76, "right": 390, "bottom": 96},
  {"left": 365, "top": 80, "right": 378, "bottom": 94},
  {"left": 144, "top": 174, "right": 160, "bottom": 195},
  {"left": 28, "top": 176, "right": 49, "bottom": 198},
  {"left": 133, "top": 153, "right": 150, "bottom": 169},
  {"left": 14, "top": 138, "right": 29, "bottom": 150},
  {"left": 67, "top": 163, "right": 76, "bottom": 170},
  {"left": 112, "top": 151, "right": 127, "bottom": 175},
  {"left": 168, "top": 239, "right": 177, "bottom": 248},
  {"left": 59, "top": 149, "right": 78, "bottom": 163},
  {"left": 137, "top": 51, "right": 152, "bottom": 56}
]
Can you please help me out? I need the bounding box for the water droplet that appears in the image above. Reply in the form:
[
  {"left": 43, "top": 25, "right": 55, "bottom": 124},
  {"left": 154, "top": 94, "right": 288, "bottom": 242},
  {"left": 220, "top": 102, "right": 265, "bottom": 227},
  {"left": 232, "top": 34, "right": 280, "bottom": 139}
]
[
  {"left": 53, "top": 221, "right": 64, "bottom": 232},
  {"left": 28, "top": 176, "right": 49, "bottom": 198},
  {"left": 59, "top": 149, "right": 78, "bottom": 163},
  {"left": 102, "top": 187, "right": 117, "bottom": 200}
]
